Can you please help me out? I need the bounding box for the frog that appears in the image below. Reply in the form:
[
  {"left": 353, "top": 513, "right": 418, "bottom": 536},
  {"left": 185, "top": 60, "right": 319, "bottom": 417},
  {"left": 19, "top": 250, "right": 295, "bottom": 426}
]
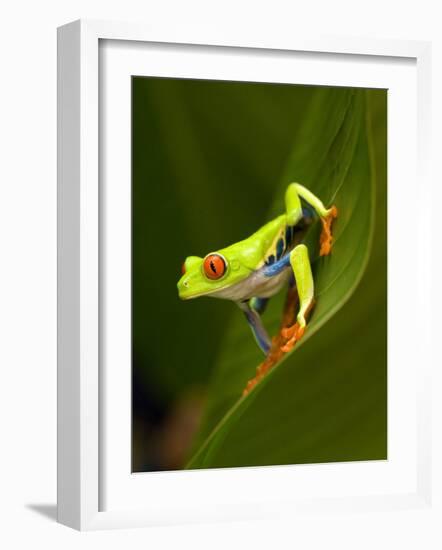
[{"left": 177, "top": 183, "right": 337, "bottom": 392}]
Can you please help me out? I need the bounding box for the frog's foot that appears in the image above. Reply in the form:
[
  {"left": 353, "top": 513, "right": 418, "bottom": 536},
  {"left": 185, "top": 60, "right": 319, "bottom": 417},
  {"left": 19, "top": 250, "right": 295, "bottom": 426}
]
[
  {"left": 319, "top": 205, "right": 338, "bottom": 256},
  {"left": 242, "top": 317, "right": 306, "bottom": 396},
  {"left": 280, "top": 322, "right": 306, "bottom": 353},
  {"left": 279, "top": 298, "right": 315, "bottom": 353},
  {"left": 242, "top": 336, "right": 284, "bottom": 396}
]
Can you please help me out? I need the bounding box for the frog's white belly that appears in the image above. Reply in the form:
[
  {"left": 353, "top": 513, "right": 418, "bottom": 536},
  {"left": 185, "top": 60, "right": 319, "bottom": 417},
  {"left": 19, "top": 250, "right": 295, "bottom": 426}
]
[{"left": 210, "top": 266, "right": 292, "bottom": 302}]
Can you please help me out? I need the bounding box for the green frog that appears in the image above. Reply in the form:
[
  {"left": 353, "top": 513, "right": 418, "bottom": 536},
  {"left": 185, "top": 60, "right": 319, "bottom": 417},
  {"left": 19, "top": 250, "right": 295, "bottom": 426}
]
[{"left": 177, "top": 183, "right": 337, "bottom": 393}]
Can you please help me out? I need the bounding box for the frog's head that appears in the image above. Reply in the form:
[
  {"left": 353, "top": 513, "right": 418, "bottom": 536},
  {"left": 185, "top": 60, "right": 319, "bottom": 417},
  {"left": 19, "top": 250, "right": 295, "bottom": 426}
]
[{"left": 177, "top": 250, "right": 251, "bottom": 300}]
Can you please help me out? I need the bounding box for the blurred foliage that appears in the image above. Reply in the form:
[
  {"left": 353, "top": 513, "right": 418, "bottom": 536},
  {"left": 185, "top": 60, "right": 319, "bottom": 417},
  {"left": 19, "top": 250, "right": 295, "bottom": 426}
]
[{"left": 132, "top": 77, "right": 386, "bottom": 472}]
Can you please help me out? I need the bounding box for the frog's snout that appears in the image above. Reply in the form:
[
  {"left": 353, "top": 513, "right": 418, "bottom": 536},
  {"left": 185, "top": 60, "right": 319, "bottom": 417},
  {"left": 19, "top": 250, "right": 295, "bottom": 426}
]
[{"left": 177, "top": 276, "right": 191, "bottom": 300}]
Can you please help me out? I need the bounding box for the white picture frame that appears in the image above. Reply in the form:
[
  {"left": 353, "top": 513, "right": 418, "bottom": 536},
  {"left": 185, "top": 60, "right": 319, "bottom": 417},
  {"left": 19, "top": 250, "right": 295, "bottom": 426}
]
[{"left": 57, "top": 19, "right": 434, "bottom": 531}]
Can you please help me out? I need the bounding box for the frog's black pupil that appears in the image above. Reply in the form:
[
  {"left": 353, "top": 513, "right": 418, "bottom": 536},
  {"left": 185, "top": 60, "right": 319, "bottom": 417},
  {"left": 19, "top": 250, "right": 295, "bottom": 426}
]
[{"left": 210, "top": 260, "right": 217, "bottom": 274}]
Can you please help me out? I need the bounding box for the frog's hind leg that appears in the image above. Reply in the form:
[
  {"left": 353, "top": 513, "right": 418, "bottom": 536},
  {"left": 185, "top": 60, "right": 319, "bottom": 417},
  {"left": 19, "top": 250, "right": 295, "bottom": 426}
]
[
  {"left": 237, "top": 300, "right": 271, "bottom": 355},
  {"left": 285, "top": 182, "right": 304, "bottom": 225},
  {"left": 287, "top": 183, "right": 338, "bottom": 256},
  {"left": 280, "top": 243, "right": 315, "bottom": 353},
  {"left": 242, "top": 286, "right": 298, "bottom": 396}
]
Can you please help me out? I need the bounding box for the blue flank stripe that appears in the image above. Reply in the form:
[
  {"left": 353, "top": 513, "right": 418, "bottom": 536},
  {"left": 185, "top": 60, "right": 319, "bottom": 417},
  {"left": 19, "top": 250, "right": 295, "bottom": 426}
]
[
  {"left": 263, "top": 206, "right": 314, "bottom": 275},
  {"left": 263, "top": 253, "right": 291, "bottom": 277}
]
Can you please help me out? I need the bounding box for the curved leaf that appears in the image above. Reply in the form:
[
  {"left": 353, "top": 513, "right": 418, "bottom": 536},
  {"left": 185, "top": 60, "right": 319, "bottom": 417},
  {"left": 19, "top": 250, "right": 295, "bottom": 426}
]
[{"left": 186, "top": 88, "right": 384, "bottom": 469}]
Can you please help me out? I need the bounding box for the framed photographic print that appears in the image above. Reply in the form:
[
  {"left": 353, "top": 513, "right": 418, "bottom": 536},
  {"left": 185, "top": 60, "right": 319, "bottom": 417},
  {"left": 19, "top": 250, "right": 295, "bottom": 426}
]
[{"left": 57, "top": 20, "right": 434, "bottom": 530}]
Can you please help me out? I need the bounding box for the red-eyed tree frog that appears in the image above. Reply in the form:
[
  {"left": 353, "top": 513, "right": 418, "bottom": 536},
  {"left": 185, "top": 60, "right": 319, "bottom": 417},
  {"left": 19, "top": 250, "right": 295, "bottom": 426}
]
[{"left": 177, "top": 183, "right": 337, "bottom": 391}]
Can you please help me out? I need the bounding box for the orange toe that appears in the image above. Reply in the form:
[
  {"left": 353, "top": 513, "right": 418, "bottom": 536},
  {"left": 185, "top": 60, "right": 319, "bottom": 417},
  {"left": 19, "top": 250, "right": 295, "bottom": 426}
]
[
  {"left": 280, "top": 323, "right": 305, "bottom": 353},
  {"left": 319, "top": 205, "right": 338, "bottom": 256}
]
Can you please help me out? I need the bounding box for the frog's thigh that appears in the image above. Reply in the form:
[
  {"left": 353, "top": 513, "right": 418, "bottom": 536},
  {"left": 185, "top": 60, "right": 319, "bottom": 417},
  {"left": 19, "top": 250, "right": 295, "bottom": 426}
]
[{"left": 290, "top": 244, "right": 314, "bottom": 328}]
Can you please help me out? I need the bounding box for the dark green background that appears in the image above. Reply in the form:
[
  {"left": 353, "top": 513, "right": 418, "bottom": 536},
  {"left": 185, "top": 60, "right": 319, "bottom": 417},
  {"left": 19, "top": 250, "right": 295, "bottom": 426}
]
[{"left": 132, "top": 77, "right": 387, "bottom": 472}]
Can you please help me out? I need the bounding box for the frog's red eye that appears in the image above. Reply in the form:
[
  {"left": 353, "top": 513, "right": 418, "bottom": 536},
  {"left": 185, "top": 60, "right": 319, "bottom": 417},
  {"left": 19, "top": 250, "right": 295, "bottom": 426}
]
[
  {"left": 181, "top": 262, "right": 186, "bottom": 275},
  {"left": 203, "top": 254, "right": 226, "bottom": 280}
]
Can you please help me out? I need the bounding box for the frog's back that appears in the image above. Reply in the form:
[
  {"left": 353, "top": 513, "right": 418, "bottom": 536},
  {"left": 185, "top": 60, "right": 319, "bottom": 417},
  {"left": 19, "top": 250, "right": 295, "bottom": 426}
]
[{"left": 220, "top": 214, "right": 287, "bottom": 271}]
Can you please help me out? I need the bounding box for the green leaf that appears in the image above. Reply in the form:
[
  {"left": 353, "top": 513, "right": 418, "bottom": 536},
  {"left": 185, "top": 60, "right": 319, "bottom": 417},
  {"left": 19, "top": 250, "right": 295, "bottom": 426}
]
[{"left": 186, "top": 88, "right": 386, "bottom": 469}]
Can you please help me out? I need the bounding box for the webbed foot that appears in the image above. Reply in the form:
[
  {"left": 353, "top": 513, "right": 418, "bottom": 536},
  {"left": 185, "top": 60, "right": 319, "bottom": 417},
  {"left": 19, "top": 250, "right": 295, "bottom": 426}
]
[
  {"left": 280, "top": 322, "right": 305, "bottom": 352},
  {"left": 242, "top": 339, "right": 284, "bottom": 396},
  {"left": 279, "top": 297, "right": 315, "bottom": 353},
  {"left": 319, "top": 205, "right": 338, "bottom": 256}
]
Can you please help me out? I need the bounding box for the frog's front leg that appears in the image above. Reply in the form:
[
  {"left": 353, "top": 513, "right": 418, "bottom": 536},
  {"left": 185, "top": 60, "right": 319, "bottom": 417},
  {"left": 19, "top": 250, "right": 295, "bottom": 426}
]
[
  {"left": 237, "top": 300, "right": 271, "bottom": 355},
  {"left": 280, "top": 243, "right": 315, "bottom": 352},
  {"left": 250, "top": 296, "right": 269, "bottom": 315}
]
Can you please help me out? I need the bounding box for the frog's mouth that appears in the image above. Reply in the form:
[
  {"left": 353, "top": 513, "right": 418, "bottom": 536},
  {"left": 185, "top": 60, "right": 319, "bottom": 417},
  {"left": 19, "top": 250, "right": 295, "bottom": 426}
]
[
  {"left": 177, "top": 279, "right": 206, "bottom": 300},
  {"left": 177, "top": 277, "right": 234, "bottom": 301},
  {"left": 177, "top": 284, "right": 224, "bottom": 300},
  {"left": 178, "top": 268, "right": 259, "bottom": 301}
]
